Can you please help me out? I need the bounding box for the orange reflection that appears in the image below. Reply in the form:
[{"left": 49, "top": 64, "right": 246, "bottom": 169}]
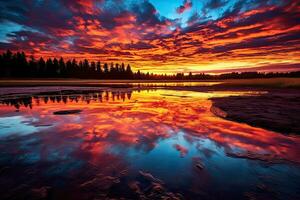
[{"left": 0, "top": 89, "right": 299, "bottom": 164}]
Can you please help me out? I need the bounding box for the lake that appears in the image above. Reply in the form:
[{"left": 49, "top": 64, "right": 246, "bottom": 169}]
[{"left": 0, "top": 87, "right": 299, "bottom": 199}]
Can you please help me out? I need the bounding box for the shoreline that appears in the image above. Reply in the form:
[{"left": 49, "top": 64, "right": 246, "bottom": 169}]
[
  {"left": 0, "top": 79, "right": 299, "bottom": 135},
  {"left": 0, "top": 79, "right": 219, "bottom": 86},
  {"left": 0, "top": 78, "right": 299, "bottom": 89},
  {"left": 210, "top": 89, "right": 300, "bottom": 135}
]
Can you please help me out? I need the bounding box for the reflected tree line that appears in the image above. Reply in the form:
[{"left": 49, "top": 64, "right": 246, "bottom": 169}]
[
  {"left": 1, "top": 50, "right": 300, "bottom": 79},
  {"left": 0, "top": 91, "right": 133, "bottom": 110}
]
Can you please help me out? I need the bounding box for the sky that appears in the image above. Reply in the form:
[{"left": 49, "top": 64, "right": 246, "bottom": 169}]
[{"left": 0, "top": 0, "right": 299, "bottom": 74}]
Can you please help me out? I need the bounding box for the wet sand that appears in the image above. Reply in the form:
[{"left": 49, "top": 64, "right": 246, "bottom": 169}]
[
  {"left": 0, "top": 78, "right": 299, "bottom": 88},
  {"left": 210, "top": 89, "right": 300, "bottom": 135}
]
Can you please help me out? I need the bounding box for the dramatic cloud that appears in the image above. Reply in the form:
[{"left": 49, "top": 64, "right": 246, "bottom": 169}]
[
  {"left": 176, "top": 0, "right": 193, "bottom": 14},
  {"left": 206, "top": 0, "right": 227, "bottom": 9},
  {"left": 0, "top": 0, "right": 299, "bottom": 73}
]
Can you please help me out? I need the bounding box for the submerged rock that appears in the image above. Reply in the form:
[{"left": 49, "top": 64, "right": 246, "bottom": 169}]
[
  {"left": 196, "top": 162, "right": 205, "bottom": 170},
  {"left": 80, "top": 175, "right": 120, "bottom": 191},
  {"left": 210, "top": 105, "right": 227, "bottom": 118},
  {"left": 31, "top": 186, "right": 51, "bottom": 199},
  {"left": 192, "top": 157, "right": 205, "bottom": 172},
  {"left": 226, "top": 151, "right": 285, "bottom": 163},
  {"left": 128, "top": 181, "right": 142, "bottom": 195},
  {"left": 53, "top": 109, "right": 82, "bottom": 115},
  {"left": 0, "top": 166, "right": 10, "bottom": 175},
  {"left": 131, "top": 174, "right": 184, "bottom": 200},
  {"left": 139, "top": 170, "right": 164, "bottom": 184}
]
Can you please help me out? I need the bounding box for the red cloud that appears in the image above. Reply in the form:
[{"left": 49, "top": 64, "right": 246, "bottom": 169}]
[
  {"left": 114, "top": 12, "right": 136, "bottom": 25},
  {"left": 173, "top": 144, "right": 188, "bottom": 157},
  {"left": 0, "top": 0, "right": 299, "bottom": 74},
  {"left": 176, "top": 0, "right": 193, "bottom": 14}
]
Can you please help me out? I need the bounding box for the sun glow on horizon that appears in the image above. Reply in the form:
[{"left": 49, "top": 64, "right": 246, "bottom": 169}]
[{"left": 0, "top": 0, "right": 299, "bottom": 73}]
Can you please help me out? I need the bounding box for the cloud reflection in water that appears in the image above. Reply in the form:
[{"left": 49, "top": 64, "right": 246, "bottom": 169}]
[{"left": 0, "top": 89, "right": 300, "bottom": 199}]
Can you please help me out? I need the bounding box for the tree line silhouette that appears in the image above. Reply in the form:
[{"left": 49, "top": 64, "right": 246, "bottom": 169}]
[
  {"left": 1, "top": 50, "right": 299, "bottom": 79},
  {"left": 0, "top": 50, "right": 134, "bottom": 79}
]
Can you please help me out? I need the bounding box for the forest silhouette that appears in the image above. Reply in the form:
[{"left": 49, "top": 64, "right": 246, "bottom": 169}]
[{"left": 1, "top": 50, "right": 299, "bottom": 80}]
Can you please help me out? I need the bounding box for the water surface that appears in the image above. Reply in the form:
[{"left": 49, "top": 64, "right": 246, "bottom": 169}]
[{"left": 0, "top": 88, "right": 299, "bottom": 200}]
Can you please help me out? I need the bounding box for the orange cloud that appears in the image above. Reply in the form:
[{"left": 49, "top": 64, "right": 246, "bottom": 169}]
[{"left": 1, "top": 0, "right": 299, "bottom": 74}]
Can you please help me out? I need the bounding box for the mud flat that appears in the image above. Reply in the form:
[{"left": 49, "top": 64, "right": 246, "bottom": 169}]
[{"left": 210, "top": 89, "right": 300, "bottom": 134}]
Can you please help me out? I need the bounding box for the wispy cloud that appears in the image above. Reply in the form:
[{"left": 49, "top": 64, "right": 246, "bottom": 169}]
[
  {"left": 176, "top": 0, "right": 193, "bottom": 14},
  {"left": 0, "top": 0, "right": 299, "bottom": 73}
]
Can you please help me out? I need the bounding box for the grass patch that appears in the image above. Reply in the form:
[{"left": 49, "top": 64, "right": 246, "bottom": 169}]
[
  {"left": 0, "top": 78, "right": 299, "bottom": 88},
  {"left": 220, "top": 78, "right": 300, "bottom": 88}
]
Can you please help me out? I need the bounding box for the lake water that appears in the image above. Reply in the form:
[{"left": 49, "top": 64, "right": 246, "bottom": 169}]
[{"left": 0, "top": 88, "right": 299, "bottom": 199}]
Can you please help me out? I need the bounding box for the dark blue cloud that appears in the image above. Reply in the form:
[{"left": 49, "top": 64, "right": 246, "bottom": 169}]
[{"left": 0, "top": 0, "right": 299, "bottom": 73}]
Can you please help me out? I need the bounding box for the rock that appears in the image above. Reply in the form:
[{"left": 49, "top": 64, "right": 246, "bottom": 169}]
[
  {"left": 5, "top": 184, "right": 29, "bottom": 199},
  {"left": 244, "top": 192, "right": 256, "bottom": 200},
  {"left": 151, "top": 182, "right": 165, "bottom": 193},
  {"left": 139, "top": 170, "right": 164, "bottom": 184},
  {"left": 0, "top": 166, "right": 10, "bottom": 174},
  {"left": 256, "top": 183, "right": 268, "bottom": 191},
  {"left": 31, "top": 186, "right": 51, "bottom": 199},
  {"left": 128, "top": 181, "right": 142, "bottom": 195},
  {"left": 80, "top": 175, "right": 120, "bottom": 191},
  {"left": 119, "top": 169, "right": 129, "bottom": 176},
  {"left": 80, "top": 177, "right": 99, "bottom": 188},
  {"left": 53, "top": 109, "right": 82, "bottom": 115},
  {"left": 210, "top": 106, "right": 227, "bottom": 118},
  {"left": 226, "top": 151, "right": 284, "bottom": 163},
  {"left": 196, "top": 162, "right": 204, "bottom": 170},
  {"left": 130, "top": 172, "right": 184, "bottom": 200}
]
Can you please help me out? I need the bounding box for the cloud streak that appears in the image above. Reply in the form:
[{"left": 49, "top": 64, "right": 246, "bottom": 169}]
[
  {"left": 176, "top": 0, "right": 193, "bottom": 14},
  {"left": 0, "top": 0, "right": 299, "bottom": 73}
]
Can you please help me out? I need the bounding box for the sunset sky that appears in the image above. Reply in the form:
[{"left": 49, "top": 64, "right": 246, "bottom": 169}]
[{"left": 0, "top": 0, "right": 299, "bottom": 74}]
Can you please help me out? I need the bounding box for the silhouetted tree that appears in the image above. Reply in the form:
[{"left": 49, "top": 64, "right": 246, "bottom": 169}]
[
  {"left": 38, "top": 57, "right": 46, "bottom": 76},
  {"left": 28, "top": 55, "right": 38, "bottom": 77},
  {"left": 103, "top": 63, "right": 109, "bottom": 76},
  {"left": 46, "top": 58, "right": 54, "bottom": 77},
  {"left": 96, "top": 61, "right": 102, "bottom": 72},
  {"left": 121, "top": 63, "right": 125, "bottom": 73},
  {"left": 1, "top": 50, "right": 299, "bottom": 80},
  {"left": 59, "top": 57, "right": 66, "bottom": 76},
  {"left": 126, "top": 64, "right": 133, "bottom": 79},
  {"left": 53, "top": 58, "right": 59, "bottom": 76},
  {"left": 64, "top": 60, "right": 71, "bottom": 77}
]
